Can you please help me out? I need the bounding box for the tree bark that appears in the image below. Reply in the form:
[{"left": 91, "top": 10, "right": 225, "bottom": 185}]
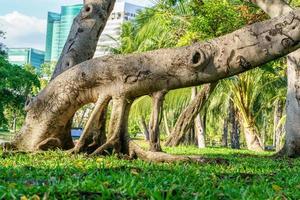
[
  {"left": 148, "top": 91, "right": 167, "bottom": 152},
  {"left": 5, "top": 10, "right": 300, "bottom": 158},
  {"left": 48, "top": 0, "right": 115, "bottom": 151},
  {"left": 250, "top": 0, "right": 300, "bottom": 156},
  {"left": 51, "top": 0, "right": 116, "bottom": 79},
  {"left": 284, "top": 55, "right": 300, "bottom": 156},
  {"left": 165, "top": 83, "right": 216, "bottom": 146}
]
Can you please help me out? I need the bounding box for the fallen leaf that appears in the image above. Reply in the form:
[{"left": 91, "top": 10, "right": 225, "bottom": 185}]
[
  {"left": 31, "top": 195, "right": 40, "bottom": 200},
  {"left": 20, "top": 196, "right": 28, "bottom": 200},
  {"left": 272, "top": 184, "right": 282, "bottom": 192}
]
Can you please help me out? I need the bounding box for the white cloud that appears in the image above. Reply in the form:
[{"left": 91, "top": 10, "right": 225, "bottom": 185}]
[{"left": 0, "top": 11, "right": 46, "bottom": 51}]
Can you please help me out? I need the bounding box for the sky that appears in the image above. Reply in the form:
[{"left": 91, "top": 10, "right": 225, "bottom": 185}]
[{"left": 0, "top": 0, "right": 153, "bottom": 50}]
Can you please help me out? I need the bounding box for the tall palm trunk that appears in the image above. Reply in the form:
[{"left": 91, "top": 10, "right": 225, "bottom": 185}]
[
  {"left": 243, "top": 123, "right": 263, "bottom": 151},
  {"left": 273, "top": 99, "right": 284, "bottom": 151},
  {"left": 229, "top": 100, "right": 240, "bottom": 149},
  {"left": 140, "top": 116, "right": 149, "bottom": 141},
  {"left": 148, "top": 91, "right": 166, "bottom": 152}
]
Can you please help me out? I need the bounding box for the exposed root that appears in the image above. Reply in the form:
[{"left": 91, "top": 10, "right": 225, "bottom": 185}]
[
  {"left": 72, "top": 95, "right": 111, "bottom": 154},
  {"left": 129, "top": 140, "right": 228, "bottom": 164},
  {"left": 37, "top": 138, "right": 62, "bottom": 151},
  {"left": 1, "top": 141, "right": 17, "bottom": 152},
  {"left": 148, "top": 91, "right": 167, "bottom": 152},
  {"left": 90, "top": 97, "right": 132, "bottom": 156}
]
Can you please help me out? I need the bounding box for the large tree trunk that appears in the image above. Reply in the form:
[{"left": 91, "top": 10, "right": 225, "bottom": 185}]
[
  {"left": 51, "top": 0, "right": 116, "bottom": 79},
  {"left": 49, "top": 0, "right": 116, "bottom": 151},
  {"left": 4, "top": 10, "right": 300, "bottom": 161},
  {"left": 285, "top": 55, "right": 300, "bottom": 156},
  {"left": 148, "top": 91, "right": 167, "bottom": 152},
  {"left": 251, "top": 0, "right": 300, "bottom": 156},
  {"left": 165, "top": 83, "right": 217, "bottom": 146}
]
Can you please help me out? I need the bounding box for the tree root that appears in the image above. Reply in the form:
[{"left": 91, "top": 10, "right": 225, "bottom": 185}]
[
  {"left": 90, "top": 97, "right": 132, "bottom": 156},
  {"left": 72, "top": 95, "right": 111, "bottom": 154},
  {"left": 148, "top": 91, "right": 167, "bottom": 152},
  {"left": 128, "top": 140, "right": 228, "bottom": 164},
  {"left": 165, "top": 83, "right": 216, "bottom": 147}
]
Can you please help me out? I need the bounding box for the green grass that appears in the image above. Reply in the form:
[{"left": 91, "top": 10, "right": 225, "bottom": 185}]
[{"left": 0, "top": 146, "right": 299, "bottom": 200}]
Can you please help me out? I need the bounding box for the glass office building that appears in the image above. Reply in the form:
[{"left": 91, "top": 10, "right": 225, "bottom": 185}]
[
  {"left": 45, "top": 0, "right": 144, "bottom": 62},
  {"left": 95, "top": 0, "right": 144, "bottom": 57},
  {"left": 45, "top": 5, "right": 82, "bottom": 62},
  {"left": 45, "top": 12, "right": 61, "bottom": 62},
  {"left": 8, "top": 48, "right": 45, "bottom": 69}
]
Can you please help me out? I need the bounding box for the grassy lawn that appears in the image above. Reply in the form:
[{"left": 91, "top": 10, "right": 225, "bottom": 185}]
[{"left": 0, "top": 145, "right": 299, "bottom": 199}]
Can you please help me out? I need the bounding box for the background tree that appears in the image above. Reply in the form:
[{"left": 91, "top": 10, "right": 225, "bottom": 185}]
[{"left": 0, "top": 57, "right": 40, "bottom": 131}]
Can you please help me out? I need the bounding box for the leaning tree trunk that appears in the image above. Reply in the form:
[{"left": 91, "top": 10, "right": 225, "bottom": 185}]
[
  {"left": 250, "top": 0, "right": 300, "bottom": 157},
  {"left": 49, "top": 0, "right": 116, "bottom": 152},
  {"left": 165, "top": 83, "right": 217, "bottom": 147},
  {"left": 148, "top": 91, "right": 167, "bottom": 152},
  {"left": 51, "top": 0, "right": 116, "bottom": 79},
  {"left": 4, "top": 11, "right": 300, "bottom": 162}
]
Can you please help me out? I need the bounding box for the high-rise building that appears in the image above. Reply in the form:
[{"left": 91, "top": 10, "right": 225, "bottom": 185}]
[
  {"left": 45, "top": 12, "right": 61, "bottom": 62},
  {"left": 7, "top": 48, "right": 45, "bottom": 69},
  {"left": 95, "top": 1, "right": 144, "bottom": 57},
  {"left": 45, "top": 0, "right": 144, "bottom": 62},
  {"left": 45, "top": 5, "right": 82, "bottom": 62}
]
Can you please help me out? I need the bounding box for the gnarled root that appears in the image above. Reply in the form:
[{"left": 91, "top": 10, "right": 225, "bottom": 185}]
[
  {"left": 148, "top": 91, "right": 167, "bottom": 152},
  {"left": 71, "top": 95, "right": 111, "bottom": 154},
  {"left": 90, "top": 97, "right": 132, "bottom": 156},
  {"left": 129, "top": 140, "right": 227, "bottom": 164}
]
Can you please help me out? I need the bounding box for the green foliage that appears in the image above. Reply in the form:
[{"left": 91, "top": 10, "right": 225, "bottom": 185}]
[
  {"left": 38, "top": 62, "right": 56, "bottom": 89},
  {"left": 0, "top": 56, "right": 40, "bottom": 130},
  {"left": 0, "top": 147, "right": 299, "bottom": 199},
  {"left": 188, "top": 0, "right": 245, "bottom": 39}
]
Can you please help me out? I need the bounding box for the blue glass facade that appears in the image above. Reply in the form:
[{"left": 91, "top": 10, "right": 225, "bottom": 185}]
[
  {"left": 8, "top": 48, "right": 45, "bottom": 70},
  {"left": 45, "top": 12, "right": 61, "bottom": 62},
  {"left": 45, "top": 1, "right": 145, "bottom": 61},
  {"left": 45, "top": 5, "right": 82, "bottom": 62}
]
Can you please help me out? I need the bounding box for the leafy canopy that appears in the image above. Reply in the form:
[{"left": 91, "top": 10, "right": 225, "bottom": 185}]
[{"left": 0, "top": 56, "right": 40, "bottom": 129}]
